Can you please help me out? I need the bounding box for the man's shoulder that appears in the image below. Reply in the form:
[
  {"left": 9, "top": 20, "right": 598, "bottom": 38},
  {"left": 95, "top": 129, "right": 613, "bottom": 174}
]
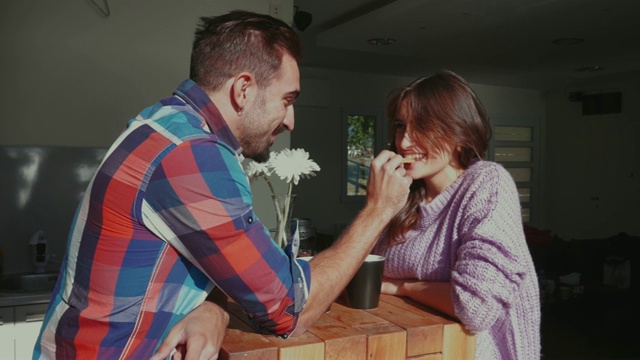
[{"left": 140, "top": 102, "right": 211, "bottom": 140}]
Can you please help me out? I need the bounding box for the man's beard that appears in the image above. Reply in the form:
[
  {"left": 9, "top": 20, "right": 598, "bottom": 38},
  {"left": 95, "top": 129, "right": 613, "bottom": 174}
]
[
  {"left": 245, "top": 123, "right": 286, "bottom": 163},
  {"left": 239, "top": 95, "right": 281, "bottom": 163},
  {"left": 249, "top": 141, "right": 271, "bottom": 163}
]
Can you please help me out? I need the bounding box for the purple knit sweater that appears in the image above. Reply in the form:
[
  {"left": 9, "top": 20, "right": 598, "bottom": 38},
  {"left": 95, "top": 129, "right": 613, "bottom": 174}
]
[{"left": 372, "top": 160, "right": 541, "bottom": 360}]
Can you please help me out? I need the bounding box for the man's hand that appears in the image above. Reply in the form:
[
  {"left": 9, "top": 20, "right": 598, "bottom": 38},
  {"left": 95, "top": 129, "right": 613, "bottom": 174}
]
[
  {"left": 366, "top": 150, "right": 412, "bottom": 217},
  {"left": 293, "top": 151, "right": 411, "bottom": 334},
  {"left": 150, "top": 301, "right": 229, "bottom": 360}
]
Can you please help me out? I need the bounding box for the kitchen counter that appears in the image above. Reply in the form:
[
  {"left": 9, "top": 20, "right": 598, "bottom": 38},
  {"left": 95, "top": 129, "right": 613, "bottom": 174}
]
[
  {"left": 221, "top": 293, "right": 476, "bottom": 359},
  {"left": 0, "top": 291, "right": 52, "bottom": 307}
]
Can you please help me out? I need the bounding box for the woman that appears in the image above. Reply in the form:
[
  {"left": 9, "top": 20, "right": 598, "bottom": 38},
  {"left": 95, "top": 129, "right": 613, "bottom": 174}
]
[{"left": 372, "top": 70, "right": 540, "bottom": 359}]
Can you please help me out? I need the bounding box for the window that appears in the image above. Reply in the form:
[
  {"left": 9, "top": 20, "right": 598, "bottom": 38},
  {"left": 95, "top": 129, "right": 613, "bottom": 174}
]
[
  {"left": 341, "top": 109, "right": 386, "bottom": 202},
  {"left": 489, "top": 123, "right": 540, "bottom": 226}
]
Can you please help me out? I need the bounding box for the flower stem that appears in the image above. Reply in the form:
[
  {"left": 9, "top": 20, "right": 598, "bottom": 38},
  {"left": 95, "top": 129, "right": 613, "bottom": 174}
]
[
  {"left": 262, "top": 174, "right": 282, "bottom": 225},
  {"left": 261, "top": 174, "right": 277, "bottom": 198},
  {"left": 277, "top": 182, "right": 295, "bottom": 248},
  {"left": 286, "top": 180, "right": 293, "bottom": 199},
  {"left": 260, "top": 174, "right": 295, "bottom": 248}
]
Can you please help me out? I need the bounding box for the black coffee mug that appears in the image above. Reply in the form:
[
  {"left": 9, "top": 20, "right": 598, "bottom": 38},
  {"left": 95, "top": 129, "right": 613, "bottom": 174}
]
[{"left": 345, "top": 255, "right": 385, "bottom": 310}]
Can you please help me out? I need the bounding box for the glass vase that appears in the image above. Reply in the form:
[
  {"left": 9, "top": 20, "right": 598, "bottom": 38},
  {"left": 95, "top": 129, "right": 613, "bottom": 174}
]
[{"left": 272, "top": 194, "right": 296, "bottom": 248}]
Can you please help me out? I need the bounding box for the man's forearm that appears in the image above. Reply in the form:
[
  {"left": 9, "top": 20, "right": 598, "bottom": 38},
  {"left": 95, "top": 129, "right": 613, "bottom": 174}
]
[
  {"left": 292, "top": 150, "right": 411, "bottom": 335},
  {"left": 293, "top": 204, "right": 394, "bottom": 333}
]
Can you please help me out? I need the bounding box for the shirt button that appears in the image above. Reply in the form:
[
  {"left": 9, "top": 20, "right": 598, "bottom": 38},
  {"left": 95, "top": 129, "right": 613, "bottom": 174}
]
[{"left": 248, "top": 217, "right": 253, "bottom": 223}]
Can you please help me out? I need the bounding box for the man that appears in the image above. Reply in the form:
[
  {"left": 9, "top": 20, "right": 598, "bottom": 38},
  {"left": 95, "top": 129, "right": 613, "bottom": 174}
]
[{"left": 34, "top": 10, "right": 411, "bottom": 359}]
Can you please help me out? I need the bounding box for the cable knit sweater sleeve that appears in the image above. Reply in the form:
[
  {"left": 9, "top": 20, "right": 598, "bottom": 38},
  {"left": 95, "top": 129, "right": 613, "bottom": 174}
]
[{"left": 450, "top": 163, "right": 529, "bottom": 333}]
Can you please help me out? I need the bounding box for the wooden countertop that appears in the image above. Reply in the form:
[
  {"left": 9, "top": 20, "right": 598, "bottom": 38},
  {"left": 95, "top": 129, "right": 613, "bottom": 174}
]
[{"left": 220, "top": 294, "right": 476, "bottom": 360}]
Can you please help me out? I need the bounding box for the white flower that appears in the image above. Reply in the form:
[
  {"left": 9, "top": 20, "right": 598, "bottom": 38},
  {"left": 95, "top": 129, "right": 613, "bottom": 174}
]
[
  {"left": 244, "top": 160, "right": 272, "bottom": 178},
  {"left": 243, "top": 148, "right": 321, "bottom": 248},
  {"left": 269, "top": 148, "right": 321, "bottom": 185}
]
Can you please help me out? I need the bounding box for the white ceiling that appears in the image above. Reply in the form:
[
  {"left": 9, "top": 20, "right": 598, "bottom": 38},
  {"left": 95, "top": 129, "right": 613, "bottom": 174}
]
[{"left": 292, "top": 0, "right": 640, "bottom": 90}]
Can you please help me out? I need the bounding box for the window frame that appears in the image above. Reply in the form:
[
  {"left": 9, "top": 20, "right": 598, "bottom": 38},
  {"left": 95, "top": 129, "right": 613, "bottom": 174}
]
[
  {"left": 488, "top": 121, "right": 541, "bottom": 226},
  {"left": 340, "top": 107, "right": 387, "bottom": 203}
]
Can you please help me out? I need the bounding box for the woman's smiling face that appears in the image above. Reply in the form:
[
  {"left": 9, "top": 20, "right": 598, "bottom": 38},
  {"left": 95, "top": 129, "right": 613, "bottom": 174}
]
[{"left": 393, "top": 103, "right": 459, "bottom": 188}]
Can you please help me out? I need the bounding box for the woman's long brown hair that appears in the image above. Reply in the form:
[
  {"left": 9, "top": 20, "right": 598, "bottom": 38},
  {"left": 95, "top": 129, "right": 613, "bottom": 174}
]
[{"left": 384, "top": 70, "right": 491, "bottom": 244}]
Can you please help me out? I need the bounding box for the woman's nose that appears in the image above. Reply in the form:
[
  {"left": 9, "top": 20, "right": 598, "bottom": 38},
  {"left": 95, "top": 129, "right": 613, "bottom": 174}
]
[{"left": 398, "top": 130, "right": 414, "bottom": 149}]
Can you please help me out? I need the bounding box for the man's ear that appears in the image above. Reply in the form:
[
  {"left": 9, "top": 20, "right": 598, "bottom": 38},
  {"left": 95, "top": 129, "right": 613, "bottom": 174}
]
[{"left": 231, "top": 73, "right": 254, "bottom": 115}]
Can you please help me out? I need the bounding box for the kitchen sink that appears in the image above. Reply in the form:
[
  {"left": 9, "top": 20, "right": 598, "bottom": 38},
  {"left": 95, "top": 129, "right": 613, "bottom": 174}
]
[{"left": 0, "top": 272, "right": 59, "bottom": 292}]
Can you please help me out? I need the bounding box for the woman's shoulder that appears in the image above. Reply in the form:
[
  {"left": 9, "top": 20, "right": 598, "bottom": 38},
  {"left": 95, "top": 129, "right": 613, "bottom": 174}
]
[
  {"left": 430, "top": 160, "right": 514, "bottom": 212},
  {"left": 458, "top": 160, "right": 518, "bottom": 203},
  {"left": 455, "top": 160, "right": 521, "bottom": 221},
  {"left": 464, "top": 160, "right": 512, "bottom": 183}
]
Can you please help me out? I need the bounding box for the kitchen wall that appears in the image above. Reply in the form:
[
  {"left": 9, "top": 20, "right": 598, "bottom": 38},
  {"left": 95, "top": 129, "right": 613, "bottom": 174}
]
[
  {"left": 0, "top": 0, "right": 293, "bottom": 148},
  {"left": 544, "top": 71, "right": 640, "bottom": 240},
  {"left": 0, "top": 146, "right": 107, "bottom": 275},
  {"left": 1, "top": 1, "right": 638, "bottom": 274}
]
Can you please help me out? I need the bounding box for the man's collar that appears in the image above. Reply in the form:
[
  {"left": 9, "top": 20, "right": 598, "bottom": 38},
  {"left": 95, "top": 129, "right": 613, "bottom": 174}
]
[{"left": 173, "top": 79, "right": 242, "bottom": 156}]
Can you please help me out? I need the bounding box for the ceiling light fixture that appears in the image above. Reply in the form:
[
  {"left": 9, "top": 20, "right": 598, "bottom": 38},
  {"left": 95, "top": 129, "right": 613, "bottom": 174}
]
[
  {"left": 552, "top": 37, "right": 584, "bottom": 45},
  {"left": 367, "top": 38, "right": 397, "bottom": 46}
]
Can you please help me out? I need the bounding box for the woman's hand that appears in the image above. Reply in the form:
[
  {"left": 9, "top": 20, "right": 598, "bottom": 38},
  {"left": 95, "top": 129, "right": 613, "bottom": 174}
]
[
  {"left": 380, "top": 278, "right": 457, "bottom": 319},
  {"left": 381, "top": 277, "right": 404, "bottom": 296}
]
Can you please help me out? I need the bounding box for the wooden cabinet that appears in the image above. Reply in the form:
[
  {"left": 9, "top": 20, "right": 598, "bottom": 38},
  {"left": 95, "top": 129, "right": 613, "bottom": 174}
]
[
  {"left": 15, "top": 304, "right": 48, "bottom": 359},
  {"left": 0, "top": 307, "right": 15, "bottom": 358},
  {"left": 0, "top": 303, "right": 48, "bottom": 360}
]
